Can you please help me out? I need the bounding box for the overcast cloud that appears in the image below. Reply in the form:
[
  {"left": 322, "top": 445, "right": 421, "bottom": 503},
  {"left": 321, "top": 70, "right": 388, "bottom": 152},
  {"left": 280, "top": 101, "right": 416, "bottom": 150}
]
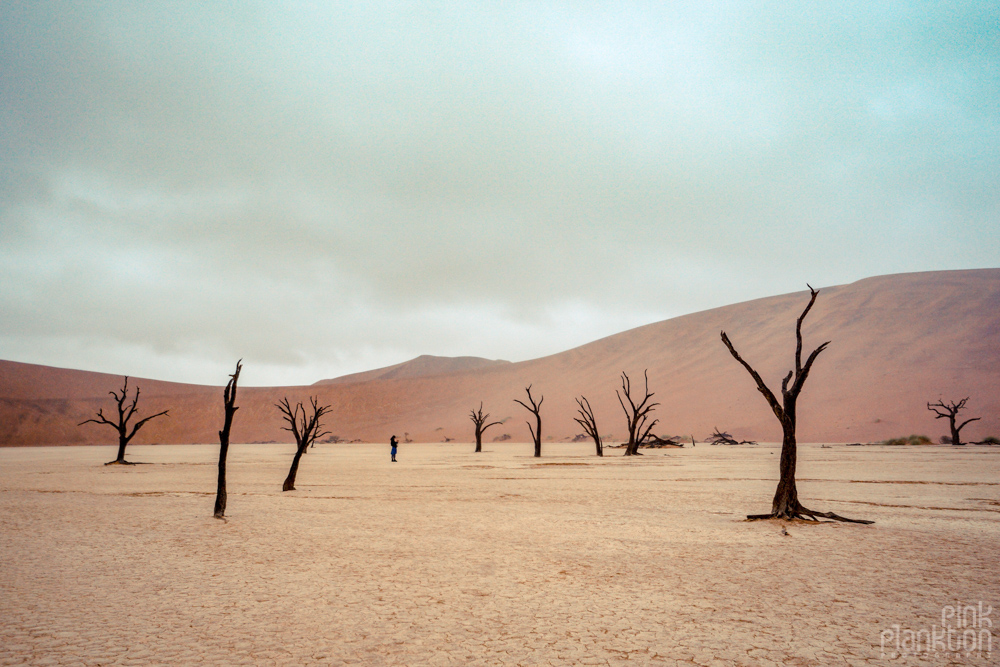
[{"left": 1, "top": 1, "right": 998, "bottom": 386}]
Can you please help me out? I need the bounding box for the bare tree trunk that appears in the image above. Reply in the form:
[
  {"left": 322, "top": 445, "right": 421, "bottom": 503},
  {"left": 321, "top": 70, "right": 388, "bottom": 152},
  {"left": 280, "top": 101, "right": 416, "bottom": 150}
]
[
  {"left": 78, "top": 377, "right": 169, "bottom": 466},
  {"left": 722, "top": 285, "right": 872, "bottom": 524},
  {"left": 533, "top": 417, "right": 541, "bottom": 457},
  {"left": 470, "top": 403, "right": 501, "bottom": 453},
  {"left": 574, "top": 396, "right": 602, "bottom": 456},
  {"left": 928, "top": 398, "right": 980, "bottom": 447},
  {"left": 283, "top": 445, "right": 306, "bottom": 492},
  {"left": 277, "top": 396, "right": 332, "bottom": 492},
  {"left": 770, "top": 422, "right": 799, "bottom": 516},
  {"left": 515, "top": 386, "right": 543, "bottom": 457},
  {"left": 214, "top": 360, "right": 242, "bottom": 519},
  {"left": 617, "top": 371, "right": 658, "bottom": 457},
  {"left": 114, "top": 434, "right": 128, "bottom": 464}
]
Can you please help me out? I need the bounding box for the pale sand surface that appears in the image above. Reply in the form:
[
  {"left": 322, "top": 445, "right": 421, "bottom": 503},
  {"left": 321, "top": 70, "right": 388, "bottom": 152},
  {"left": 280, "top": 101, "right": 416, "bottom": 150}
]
[{"left": 1, "top": 443, "right": 998, "bottom": 666}]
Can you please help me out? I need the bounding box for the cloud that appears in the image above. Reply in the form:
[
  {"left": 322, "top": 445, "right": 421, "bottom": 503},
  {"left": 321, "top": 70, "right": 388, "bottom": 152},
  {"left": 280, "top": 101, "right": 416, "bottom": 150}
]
[{"left": 1, "top": 1, "right": 998, "bottom": 385}]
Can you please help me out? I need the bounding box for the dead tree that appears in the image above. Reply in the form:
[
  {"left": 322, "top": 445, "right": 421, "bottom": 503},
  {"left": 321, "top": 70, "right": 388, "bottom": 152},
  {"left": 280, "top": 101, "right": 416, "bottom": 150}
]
[
  {"left": 277, "top": 396, "right": 332, "bottom": 491},
  {"left": 514, "top": 385, "right": 543, "bottom": 457},
  {"left": 642, "top": 434, "right": 684, "bottom": 447},
  {"left": 927, "top": 398, "right": 980, "bottom": 446},
  {"left": 469, "top": 403, "right": 502, "bottom": 453},
  {"left": 78, "top": 377, "right": 169, "bottom": 465},
  {"left": 214, "top": 360, "right": 241, "bottom": 519},
  {"left": 709, "top": 428, "right": 738, "bottom": 445},
  {"left": 573, "top": 396, "right": 603, "bottom": 456},
  {"left": 721, "top": 285, "right": 872, "bottom": 524},
  {"left": 708, "top": 427, "right": 757, "bottom": 446},
  {"left": 617, "top": 370, "right": 659, "bottom": 456}
]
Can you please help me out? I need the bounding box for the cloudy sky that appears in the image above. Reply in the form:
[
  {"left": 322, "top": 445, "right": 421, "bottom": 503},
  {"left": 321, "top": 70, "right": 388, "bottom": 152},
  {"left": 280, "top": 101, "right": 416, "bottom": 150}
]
[{"left": 1, "top": 2, "right": 998, "bottom": 386}]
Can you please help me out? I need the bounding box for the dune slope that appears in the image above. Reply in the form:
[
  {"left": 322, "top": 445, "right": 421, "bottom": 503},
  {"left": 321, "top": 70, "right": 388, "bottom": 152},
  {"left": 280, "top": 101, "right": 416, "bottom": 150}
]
[{"left": 1, "top": 269, "right": 997, "bottom": 446}]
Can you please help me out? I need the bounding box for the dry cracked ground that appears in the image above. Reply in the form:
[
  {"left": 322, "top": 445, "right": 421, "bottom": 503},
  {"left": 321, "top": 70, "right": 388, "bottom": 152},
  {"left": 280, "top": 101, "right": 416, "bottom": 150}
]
[{"left": 1, "top": 442, "right": 998, "bottom": 666}]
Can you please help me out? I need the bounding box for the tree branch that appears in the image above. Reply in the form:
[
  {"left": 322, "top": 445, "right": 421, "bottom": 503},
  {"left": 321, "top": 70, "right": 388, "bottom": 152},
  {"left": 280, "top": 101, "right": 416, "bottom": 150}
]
[
  {"left": 957, "top": 417, "right": 982, "bottom": 431},
  {"left": 637, "top": 416, "right": 659, "bottom": 445},
  {"left": 780, "top": 370, "right": 793, "bottom": 398},
  {"left": 790, "top": 341, "right": 830, "bottom": 397},
  {"left": 127, "top": 409, "right": 170, "bottom": 440},
  {"left": 720, "top": 331, "right": 785, "bottom": 422},
  {"left": 927, "top": 404, "right": 950, "bottom": 419},
  {"left": 78, "top": 409, "right": 117, "bottom": 428},
  {"left": 275, "top": 398, "right": 304, "bottom": 443},
  {"left": 123, "top": 387, "right": 141, "bottom": 426},
  {"left": 795, "top": 284, "right": 820, "bottom": 375},
  {"left": 224, "top": 359, "right": 242, "bottom": 408}
]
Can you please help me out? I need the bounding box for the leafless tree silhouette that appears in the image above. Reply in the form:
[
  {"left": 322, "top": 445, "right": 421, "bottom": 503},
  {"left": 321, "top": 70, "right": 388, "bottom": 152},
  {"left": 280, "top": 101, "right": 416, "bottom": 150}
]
[
  {"left": 707, "top": 427, "right": 757, "bottom": 446},
  {"left": 617, "top": 370, "right": 659, "bottom": 456},
  {"left": 573, "top": 396, "right": 603, "bottom": 456},
  {"left": 514, "top": 385, "right": 543, "bottom": 457},
  {"left": 927, "top": 398, "right": 980, "bottom": 446},
  {"left": 78, "top": 377, "right": 169, "bottom": 465},
  {"left": 277, "top": 397, "right": 332, "bottom": 491},
  {"left": 469, "top": 403, "right": 502, "bottom": 453},
  {"left": 214, "top": 360, "right": 242, "bottom": 519},
  {"left": 642, "top": 434, "right": 684, "bottom": 447},
  {"left": 721, "top": 285, "right": 872, "bottom": 524}
]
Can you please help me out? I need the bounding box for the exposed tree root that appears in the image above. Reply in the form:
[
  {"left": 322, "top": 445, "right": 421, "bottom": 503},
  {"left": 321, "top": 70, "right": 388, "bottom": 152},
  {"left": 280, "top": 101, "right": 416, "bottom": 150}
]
[
  {"left": 747, "top": 504, "right": 874, "bottom": 524},
  {"left": 104, "top": 460, "right": 137, "bottom": 466}
]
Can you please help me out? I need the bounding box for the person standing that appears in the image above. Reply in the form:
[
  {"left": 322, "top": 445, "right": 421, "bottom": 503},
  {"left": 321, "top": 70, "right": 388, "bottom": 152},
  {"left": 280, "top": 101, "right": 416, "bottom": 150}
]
[{"left": 390, "top": 435, "right": 398, "bottom": 462}]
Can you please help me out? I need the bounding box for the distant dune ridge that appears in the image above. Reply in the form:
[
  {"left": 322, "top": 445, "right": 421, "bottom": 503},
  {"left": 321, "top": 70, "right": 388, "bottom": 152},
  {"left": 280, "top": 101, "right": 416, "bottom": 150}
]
[
  {"left": 313, "top": 355, "right": 512, "bottom": 385},
  {"left": 1, "top": 269, "right": 997, "bottom": 447}
]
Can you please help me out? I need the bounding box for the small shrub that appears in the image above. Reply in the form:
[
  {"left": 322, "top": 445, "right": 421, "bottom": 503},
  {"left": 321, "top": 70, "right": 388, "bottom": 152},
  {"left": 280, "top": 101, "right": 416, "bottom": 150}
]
[
  {"left": 882, "top": 434, "right": 933, "bottom": 446},
  {"left": 940, "top": 435, "right": 952, "bottom": 444}
]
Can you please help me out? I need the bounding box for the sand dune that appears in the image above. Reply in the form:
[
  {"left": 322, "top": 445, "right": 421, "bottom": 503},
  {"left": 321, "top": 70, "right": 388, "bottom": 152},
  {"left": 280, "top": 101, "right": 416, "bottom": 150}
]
[
  {"left": 314, "top": 354, "right": 512, "bottom": 385},
  {"left": 1, "top": 269, "right": 998, "bottom": 446}
]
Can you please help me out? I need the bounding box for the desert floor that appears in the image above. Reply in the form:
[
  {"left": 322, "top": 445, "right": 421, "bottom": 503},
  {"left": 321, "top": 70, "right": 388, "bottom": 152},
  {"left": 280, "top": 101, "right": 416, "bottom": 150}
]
[{"left": 1, "top": 442, "right": 998, "bottom": 666}]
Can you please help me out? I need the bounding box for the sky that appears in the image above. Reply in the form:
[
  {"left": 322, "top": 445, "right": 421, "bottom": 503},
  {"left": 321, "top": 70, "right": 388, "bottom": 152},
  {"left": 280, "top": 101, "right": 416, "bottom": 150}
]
[{"left": 1, "top": 1, "right": 998, "bottom": 387}]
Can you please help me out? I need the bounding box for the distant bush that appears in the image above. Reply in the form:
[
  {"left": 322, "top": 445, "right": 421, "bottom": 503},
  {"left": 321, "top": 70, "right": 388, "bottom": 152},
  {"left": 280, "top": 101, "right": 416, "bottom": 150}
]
[
  {"left": 977, "top": 436, "right": 1000, "bottom": 445},
  {"left": 940, "top": 435, "right": 952, "bottom": 444},
  {"left": 882, "top": 434, "right": 933, "bottom": 446}
]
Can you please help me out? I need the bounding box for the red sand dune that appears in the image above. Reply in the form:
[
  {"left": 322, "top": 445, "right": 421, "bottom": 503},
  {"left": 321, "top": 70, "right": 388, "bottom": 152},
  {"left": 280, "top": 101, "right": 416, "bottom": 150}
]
[
  {"left": 2, "top": 269, "right": 997, "bottom": 446},
  {"left": 314, "top": 355, "right": 512, "bottom": 385}
]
